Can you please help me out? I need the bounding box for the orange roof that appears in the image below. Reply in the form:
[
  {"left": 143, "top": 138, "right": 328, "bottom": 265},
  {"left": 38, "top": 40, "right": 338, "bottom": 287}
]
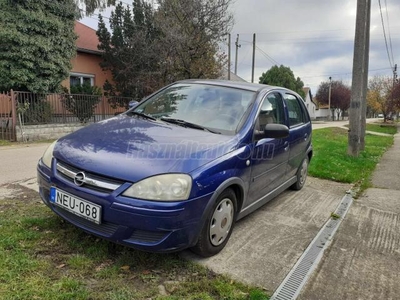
[{"left": 74, "top": 21, "right": 101, "bottom": 54}]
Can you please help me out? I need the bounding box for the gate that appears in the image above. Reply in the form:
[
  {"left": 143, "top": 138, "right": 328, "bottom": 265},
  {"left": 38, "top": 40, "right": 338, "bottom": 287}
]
[{"left": 0, "top": 90, "right": 16, "bottom": 141}]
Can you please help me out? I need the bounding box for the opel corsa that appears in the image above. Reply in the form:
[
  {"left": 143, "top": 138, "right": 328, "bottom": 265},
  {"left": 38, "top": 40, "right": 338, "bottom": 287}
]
[{"left": 37, "top": 80, "right": 312, "bottom": 257}]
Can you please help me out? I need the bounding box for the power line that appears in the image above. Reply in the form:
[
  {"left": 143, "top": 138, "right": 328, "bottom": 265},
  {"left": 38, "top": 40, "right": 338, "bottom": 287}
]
[
  {"left": 378, "top": 0, "right": 394, "bottom": 69},
  {"left": 255, "top": 46, "right": 280, "bottom": 66},
  {"left": 384, "top": 0, "right": 395, "bottom": 66}
]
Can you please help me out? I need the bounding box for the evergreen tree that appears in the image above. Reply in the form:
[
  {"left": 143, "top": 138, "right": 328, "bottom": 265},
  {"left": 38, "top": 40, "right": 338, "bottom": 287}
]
[
  {"left": 97, "top": 0, "right": 160, "bottom": 105},
  {"left": 0, "top": 0, "right": 77, "bottom": 93}
]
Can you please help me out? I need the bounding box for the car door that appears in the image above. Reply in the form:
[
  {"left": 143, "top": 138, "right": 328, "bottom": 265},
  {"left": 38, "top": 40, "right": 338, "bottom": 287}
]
[
  {"left": 247, "top": 92, "right": 290, "bottom": 204},
  {"left": 284, "top": 93, "right": 312, "bottom": 179}
]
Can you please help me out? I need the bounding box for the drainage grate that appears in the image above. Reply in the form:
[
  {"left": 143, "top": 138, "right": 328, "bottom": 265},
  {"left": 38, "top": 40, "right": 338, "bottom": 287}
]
[{"left": 271, "top": 194, "right": 353, "bottom": 300}]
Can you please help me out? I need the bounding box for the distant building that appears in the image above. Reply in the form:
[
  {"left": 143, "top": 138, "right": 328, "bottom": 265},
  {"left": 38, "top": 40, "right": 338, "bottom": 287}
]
[
  {"left": 219, "top": 69, "right": 248, "bottom": 82},
  {"left": 314, "top": 99, "right": 330, "bottom": 120},
  {"left": 302, "top": 87, "right": 318, "bottom": 120}
]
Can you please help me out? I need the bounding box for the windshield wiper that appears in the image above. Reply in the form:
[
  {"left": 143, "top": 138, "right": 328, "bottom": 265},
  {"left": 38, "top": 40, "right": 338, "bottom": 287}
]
[
  {"left": 160, "top": 117, "right": 220, "bottom": 134},
  {"left": 129, "top": 111, "right": 156, "bottom": 121}
]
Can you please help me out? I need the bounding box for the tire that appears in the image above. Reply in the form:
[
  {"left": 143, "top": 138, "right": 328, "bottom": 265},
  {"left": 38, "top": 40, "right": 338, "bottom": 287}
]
[
  {"left": 191, "top": 189, "right": 237, "bottom": 257},
  {"left": 291, "top": 156, "right": 309, "bottom": 191}
]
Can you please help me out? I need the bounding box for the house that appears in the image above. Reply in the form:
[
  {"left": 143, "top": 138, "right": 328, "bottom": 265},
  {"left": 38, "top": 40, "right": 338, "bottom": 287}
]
[
  {"left": 302, "top": 87, "right": 317, "bottom": 120},
  {"left": 314, "top": 100, "right": 331, "bottom": 120},
  {"left": 219, "top": 68, "right": 248, "bottom": 82},
  {"left": 61, "top": 22, "right": 113, "bottom": 91}
]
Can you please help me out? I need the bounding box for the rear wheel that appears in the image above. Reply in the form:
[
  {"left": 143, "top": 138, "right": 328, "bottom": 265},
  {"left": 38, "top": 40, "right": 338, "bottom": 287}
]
[
  {"left": 291, "top": 156, "right": 309, "bottom": 191},
  {"left": 191, "top": 189, "right": 237, "bottom": 257}
]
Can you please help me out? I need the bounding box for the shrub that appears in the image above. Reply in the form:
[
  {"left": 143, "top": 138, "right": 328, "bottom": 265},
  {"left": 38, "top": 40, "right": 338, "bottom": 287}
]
[
  {"left": 17, "top": 94, "right": 53, "bottom": 124},
  {"left": 62, "top": 84, "right": 102, "bottom": 123}
]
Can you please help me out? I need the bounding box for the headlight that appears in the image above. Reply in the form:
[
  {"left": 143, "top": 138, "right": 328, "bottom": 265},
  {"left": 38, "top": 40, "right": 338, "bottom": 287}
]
[
  {"left": 42, "top": 140, "right": 57, "bottom": 169},
  {"left": 123, "top": 174, "right": 192, "bottom": 201}
]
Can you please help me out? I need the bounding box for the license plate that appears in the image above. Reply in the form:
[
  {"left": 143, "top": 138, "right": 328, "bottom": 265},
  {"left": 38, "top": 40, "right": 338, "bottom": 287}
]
[{"left": 50, "top": 187, "right": 102, "bottom": 224}]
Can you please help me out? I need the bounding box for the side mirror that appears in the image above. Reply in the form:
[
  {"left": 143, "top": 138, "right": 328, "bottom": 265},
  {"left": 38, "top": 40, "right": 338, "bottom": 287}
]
[
  {"left": 128, "top": 100, "right": 139, "bottom": 109},
  {"left": 255, "top": 124, "right": 289, "bottom": 140},
  {"left": 264, "top": 124, "right": 289, "bottom": 139}
]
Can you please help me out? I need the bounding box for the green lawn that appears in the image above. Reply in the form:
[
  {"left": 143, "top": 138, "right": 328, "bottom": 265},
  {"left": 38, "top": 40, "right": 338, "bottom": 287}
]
[
  {"left": 309, "top": 127, "right": 393, "bottom": 190},
  {"left": 0, "top": 189, "right": 268, "bottom": 300},
  {"left": 366, "top": 123, "right": 398, "bottom": 135}
]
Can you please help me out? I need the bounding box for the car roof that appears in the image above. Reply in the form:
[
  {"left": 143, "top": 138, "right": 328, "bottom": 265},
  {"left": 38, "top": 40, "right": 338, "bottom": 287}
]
[{"left": 176, "top": 79, "right": 279, "bottom": 93}]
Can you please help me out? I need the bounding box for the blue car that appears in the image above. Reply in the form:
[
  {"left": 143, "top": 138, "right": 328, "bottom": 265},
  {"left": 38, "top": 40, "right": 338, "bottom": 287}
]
[{"left": 37, "top": 80, "right": 312, "bottom": 257}]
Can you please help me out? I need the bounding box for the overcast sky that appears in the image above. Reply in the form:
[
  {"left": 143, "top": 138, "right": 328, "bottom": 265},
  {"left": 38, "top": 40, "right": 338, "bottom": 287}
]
[{"left": 81, "top": 0, "right": 400, "bottom": 95}]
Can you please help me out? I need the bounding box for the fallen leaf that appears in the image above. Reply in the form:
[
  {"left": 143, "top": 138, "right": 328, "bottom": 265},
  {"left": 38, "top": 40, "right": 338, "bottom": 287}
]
[{"left": 56, "top": 264, "right": 66, "bottom": 269}]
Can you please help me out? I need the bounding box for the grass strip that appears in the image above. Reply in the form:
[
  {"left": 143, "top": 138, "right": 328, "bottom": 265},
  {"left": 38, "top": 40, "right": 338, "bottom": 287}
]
[
  {"left": 309, "top": 127, "right": 394, "bottom": 191},
  {"left": 0, "top": 194, "right": 269, "bottom": 300}
]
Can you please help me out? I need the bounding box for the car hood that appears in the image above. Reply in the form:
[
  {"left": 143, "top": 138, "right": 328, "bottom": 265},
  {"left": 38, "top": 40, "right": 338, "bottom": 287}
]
[{"left": 54, "top": 115, "right": 238, "bottom": 182}]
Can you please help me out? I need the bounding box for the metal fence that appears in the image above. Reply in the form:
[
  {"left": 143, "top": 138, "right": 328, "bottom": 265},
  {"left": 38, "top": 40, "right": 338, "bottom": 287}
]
[
  {"left": 15, "top": 91, "right": 135, "bottom": 125},
  {"left": 0, "top": 90, "right": 135, "bottom": 141},
  {"left": 0, "top": 91, "right": 16, "bottom": 141}
]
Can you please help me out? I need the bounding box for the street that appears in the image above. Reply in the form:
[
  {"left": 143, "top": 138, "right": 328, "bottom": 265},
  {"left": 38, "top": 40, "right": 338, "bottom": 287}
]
[{"left": 0, "top": 143, "right": 49, "bottom": 185}]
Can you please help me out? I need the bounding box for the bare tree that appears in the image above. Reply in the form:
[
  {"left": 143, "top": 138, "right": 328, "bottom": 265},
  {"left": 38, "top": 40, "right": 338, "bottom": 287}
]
[{"left": 155, "top": 0, "right": 234, "bottom": 83}]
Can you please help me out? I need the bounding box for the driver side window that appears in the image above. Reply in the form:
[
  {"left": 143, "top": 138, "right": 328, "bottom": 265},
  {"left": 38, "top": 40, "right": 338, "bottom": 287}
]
[{"left": 256, "top": 92, "right": 285, "bottom": 131}]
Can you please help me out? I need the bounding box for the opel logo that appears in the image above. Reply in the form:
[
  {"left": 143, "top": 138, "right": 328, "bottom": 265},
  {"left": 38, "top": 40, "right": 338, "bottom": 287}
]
[{"left": 74, "top": 172, "right": 86, "bottom": 186}]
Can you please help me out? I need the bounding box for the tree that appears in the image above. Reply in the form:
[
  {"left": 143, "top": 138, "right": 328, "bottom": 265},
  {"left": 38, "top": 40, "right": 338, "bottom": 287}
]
[
  {"left": 316, "top": 80, "right": 351, "bottom": 120},
  {"left": 97, "top": 0, "right": 233, "bottom": 107},
  {"left": 97, "top": 0, "right": 160, "bottom": 106},
  {"left": 0, "top": 0, "right": 77, "bottom": 93},
  {"left": 61, "top": 83, "right": 102, "bottom": 123},
  {"left": 155, "top": 0, "right": 233, "bottom": 82},
  {"left": 259, "top": 65, "right": 305, "bottom": 98},
  {"left": 76, "top": 0, "right": 116, "bottom": 16},
  {"left": 368, "top": 76, "right": 399, "bottom": 121}
]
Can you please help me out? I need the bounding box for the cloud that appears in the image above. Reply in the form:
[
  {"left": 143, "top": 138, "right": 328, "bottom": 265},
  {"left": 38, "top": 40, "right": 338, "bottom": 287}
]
[{"left": 230, "top": 0, "right": 400, "bottom": 94}]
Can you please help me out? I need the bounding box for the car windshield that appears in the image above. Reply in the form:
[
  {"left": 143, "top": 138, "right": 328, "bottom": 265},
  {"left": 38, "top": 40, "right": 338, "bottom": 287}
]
[{"left": 131, "top": 83, "right": 255, "bottom": 134}]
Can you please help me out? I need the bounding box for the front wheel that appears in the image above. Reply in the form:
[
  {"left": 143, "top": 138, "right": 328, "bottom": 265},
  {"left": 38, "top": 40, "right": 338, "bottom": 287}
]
[
  {"left": 191, "top": 189, "right": 237, "bottom": 257},
  {"left": 291, "top": 156, "right": 309, "bottom": 191}
]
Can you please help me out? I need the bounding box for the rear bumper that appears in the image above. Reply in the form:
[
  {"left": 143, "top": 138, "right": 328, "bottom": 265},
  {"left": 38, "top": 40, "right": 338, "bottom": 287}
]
[{"left": 37, "top": 160, "right": 212, "bottom": 253}]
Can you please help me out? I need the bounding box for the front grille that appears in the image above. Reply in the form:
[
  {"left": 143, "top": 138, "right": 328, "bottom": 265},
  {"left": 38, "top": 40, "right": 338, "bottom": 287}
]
[
  {"left": 53, "top": 205, "right": 119, "bottom": 237},
  {"left": 124, "top": 229, "right": 168, "bottom": 244},
  {"left": 56, "top": 161, "right": 124, "bottom": 193}
]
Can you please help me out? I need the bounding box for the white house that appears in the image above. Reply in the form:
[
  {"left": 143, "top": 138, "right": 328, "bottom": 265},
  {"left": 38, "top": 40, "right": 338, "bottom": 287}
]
[{"left": 302, "top": 87, "right": 318, "bottom": 120}]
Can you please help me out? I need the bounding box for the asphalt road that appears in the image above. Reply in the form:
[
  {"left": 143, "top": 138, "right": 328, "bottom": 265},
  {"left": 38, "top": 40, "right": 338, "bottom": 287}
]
[{"left": 0, "top": 143, "right": 50, "bottom": 185}]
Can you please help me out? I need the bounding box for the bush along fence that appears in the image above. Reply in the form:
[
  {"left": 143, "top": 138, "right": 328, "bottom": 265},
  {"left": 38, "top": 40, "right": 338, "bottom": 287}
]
[{"left": 0, "top": 90, "right": 135, "bottom": 142}]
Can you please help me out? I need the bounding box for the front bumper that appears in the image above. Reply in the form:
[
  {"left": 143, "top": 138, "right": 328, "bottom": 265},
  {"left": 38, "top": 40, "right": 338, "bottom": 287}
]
[{"left": 37, "top": 159, "right": 212, "bottom": 253}]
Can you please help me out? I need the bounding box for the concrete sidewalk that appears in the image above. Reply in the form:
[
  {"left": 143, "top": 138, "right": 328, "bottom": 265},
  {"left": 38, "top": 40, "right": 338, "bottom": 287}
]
[
  {"left": 183, "top": 177, "right": 351, "bottom": 292},
  {"left": 299, "top": 129, "right": 400, "bottom": 299}
]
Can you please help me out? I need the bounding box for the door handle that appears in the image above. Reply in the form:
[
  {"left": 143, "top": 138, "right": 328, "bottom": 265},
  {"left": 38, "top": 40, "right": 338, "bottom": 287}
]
[
  {"left": 304, "top": 133, "right": 308, "bottom": 141},
  {"left": 284, "top": 141, "right": 289, "bottom": 152}
]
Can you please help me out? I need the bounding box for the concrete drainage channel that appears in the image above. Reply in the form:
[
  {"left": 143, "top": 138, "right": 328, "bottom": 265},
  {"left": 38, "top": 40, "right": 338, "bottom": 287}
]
[{"left": 270, "top": 193, "right": 353, "bottom": 300}]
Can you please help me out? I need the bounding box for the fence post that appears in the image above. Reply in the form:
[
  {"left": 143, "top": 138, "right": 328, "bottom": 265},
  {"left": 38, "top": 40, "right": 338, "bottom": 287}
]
[
  {"left": 102, "top": 96, "right": 106, "bottom": 120},
  {"left": 10, "top": 89, "right": 17, "bottom": 141}
]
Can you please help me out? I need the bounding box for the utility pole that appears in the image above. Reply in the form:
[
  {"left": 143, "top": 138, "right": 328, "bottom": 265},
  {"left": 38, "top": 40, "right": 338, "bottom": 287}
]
[
  {"left": 227, "top": 33, "right": 231, "bottom": 80},
  {"left": 391, "top": 64, "right": 397, "bottom": 120},
  {"left": 348, "top": 0, "right": 371, "bottom": 157},
  {"left": 360, "top": 0, "right": 371, "bottom": 150},
  {"left": 251, "top": 33, "right": 256, "bottom": 83},
  {"left": 234, "top": 34, "right": 241, "bottom": 75},
  {"left": 328, "top": 76, "right": 332, "bottom": 121}
]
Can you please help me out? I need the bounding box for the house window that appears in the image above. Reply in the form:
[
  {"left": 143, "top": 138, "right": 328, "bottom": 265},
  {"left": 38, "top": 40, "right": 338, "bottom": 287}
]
[{"left": 70, "top": 72, "right": 95, "bottom": 87}]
